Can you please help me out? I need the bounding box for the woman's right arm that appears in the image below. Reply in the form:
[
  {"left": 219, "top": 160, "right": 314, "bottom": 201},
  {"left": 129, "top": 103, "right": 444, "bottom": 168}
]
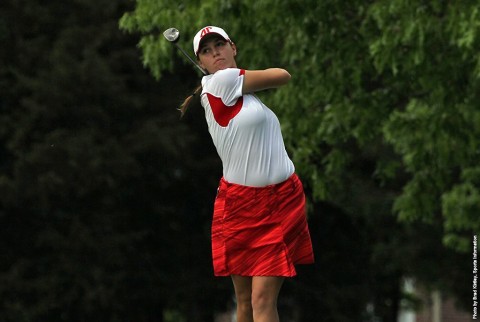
[{"left": 242, "top": 68, "right": 291, "bottom": 94}]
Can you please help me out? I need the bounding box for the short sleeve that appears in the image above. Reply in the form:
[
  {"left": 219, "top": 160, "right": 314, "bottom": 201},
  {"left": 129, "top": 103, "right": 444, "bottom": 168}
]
[{"left": 205, "top": 68, "right": 245, "bottom": 106}]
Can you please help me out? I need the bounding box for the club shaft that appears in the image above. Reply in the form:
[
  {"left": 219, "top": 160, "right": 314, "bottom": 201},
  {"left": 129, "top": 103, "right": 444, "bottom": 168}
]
[{"left": 174, "top": 43, "right": 206, "bottom": 75}]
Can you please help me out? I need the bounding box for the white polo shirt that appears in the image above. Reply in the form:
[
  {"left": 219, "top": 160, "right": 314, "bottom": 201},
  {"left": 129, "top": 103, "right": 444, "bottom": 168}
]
[{"left": 200, "top": 68, "right": 294, "bottom": 187}]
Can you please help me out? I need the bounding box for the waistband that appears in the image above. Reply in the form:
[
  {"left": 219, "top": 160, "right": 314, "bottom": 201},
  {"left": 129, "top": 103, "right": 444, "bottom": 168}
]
[{"left": 219, "top": 173, "right": 300, "bottom": 193}]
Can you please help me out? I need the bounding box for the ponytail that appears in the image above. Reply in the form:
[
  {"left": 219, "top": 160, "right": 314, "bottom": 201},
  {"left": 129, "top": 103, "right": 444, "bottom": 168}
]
[{"left": 179, "top": 85, "right": 202, "bottom": 117}]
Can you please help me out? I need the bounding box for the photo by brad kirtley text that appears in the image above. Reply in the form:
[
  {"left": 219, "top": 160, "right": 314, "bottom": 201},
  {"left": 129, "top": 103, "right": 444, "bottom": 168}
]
[{"left": 473, "top": 234, "right": 478, "bottom": 320}]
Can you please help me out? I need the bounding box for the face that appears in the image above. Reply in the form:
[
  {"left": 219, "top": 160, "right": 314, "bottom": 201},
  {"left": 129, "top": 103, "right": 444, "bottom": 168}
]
[{"left": 197, "top": 36, "right": 237, "bottom": 74}]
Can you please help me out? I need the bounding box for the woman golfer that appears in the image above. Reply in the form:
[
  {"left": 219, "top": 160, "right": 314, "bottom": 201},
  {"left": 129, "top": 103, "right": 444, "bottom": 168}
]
[{"left": 182, "top": 26, "right": 314, "bottom": 322}]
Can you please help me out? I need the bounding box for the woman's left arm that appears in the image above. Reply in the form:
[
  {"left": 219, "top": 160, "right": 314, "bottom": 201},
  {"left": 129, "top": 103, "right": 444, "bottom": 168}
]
[{"left": 242, "top": 68, "right": 291, "bottom": 94}]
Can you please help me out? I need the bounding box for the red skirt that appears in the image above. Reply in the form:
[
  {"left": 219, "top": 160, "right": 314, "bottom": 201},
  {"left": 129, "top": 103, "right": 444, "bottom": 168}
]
[{"left": 211, "top": 173, "right": 314, "bottom": 277}]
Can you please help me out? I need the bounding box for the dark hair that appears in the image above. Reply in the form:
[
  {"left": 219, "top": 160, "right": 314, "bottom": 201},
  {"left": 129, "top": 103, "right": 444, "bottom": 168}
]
[{"left": 179, "top": 85, "right": 202, "bottom": 117}]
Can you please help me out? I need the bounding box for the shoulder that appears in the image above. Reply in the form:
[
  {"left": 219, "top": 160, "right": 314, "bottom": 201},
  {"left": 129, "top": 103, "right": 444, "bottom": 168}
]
[
  {"left": 201, "top": 68, "right": 246, "bottom": 106},
  {"left": 202, "top": 68, "right": 245, "bottom": 95},
  {"left": 211, "top": 68, "right": 245, "bottom": 83}
]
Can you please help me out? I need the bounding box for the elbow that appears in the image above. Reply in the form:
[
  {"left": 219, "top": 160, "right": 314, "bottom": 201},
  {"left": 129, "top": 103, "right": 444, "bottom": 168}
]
[{"left": 278, "top": 68, "right": 291, "bottom": 85}]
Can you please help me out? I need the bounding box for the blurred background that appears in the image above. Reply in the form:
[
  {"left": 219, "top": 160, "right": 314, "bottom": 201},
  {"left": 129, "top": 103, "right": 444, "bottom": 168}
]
[{"left": 0, "top": 0, "right": 478, "bottom": 321}]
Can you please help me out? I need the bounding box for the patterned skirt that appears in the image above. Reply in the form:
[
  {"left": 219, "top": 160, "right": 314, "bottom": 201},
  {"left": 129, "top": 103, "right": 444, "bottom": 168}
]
[{"left": 211, "top": 173, "right": 314, "bottom": 277}]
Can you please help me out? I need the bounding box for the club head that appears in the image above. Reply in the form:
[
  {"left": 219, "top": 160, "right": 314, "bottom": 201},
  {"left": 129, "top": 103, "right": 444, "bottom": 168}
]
[{"left": 163, "top": 28, "right": 180, "bottom": 43}]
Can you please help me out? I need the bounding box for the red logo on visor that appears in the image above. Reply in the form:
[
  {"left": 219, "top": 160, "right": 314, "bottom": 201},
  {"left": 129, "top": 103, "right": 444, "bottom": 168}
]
[{"left": 200, "top": 27, "right": 213, "bottom": 38}]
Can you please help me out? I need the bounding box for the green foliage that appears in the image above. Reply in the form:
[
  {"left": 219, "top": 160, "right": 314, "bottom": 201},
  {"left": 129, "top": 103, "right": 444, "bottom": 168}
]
[
  {"left": 118, "top": 1, "right": 478, "bottom": 317},
  {"left": 371, "top": 1, "right": 480, "bottom": 250},
  {"left": 442, "top": 167, "right": 480, "bottom": 251},
  {"left": 0, "top": 0, "right": 224, "bottom": 320},
  {"left": 2, "top": 0, "right": 476, "bottom": 320},
  {"left": 120, "top": 0, "right": 480, "bottom": 252}
]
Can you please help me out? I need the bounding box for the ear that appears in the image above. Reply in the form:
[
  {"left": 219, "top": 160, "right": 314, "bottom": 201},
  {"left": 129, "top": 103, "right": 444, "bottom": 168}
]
[{"left": 231, "top": 42, "right": 237, "bottom": 56}]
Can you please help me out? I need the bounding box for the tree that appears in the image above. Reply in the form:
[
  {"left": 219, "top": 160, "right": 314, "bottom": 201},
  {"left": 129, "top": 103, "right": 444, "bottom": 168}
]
[
  {"left": 120, "top": 0, "right": 479, "bottom": 250},
  {"left": 0, "top": 0, "right": 225, "bottom": 320},
  {"left": 120, "top": 0, "right": 478, "bottom": 319}
]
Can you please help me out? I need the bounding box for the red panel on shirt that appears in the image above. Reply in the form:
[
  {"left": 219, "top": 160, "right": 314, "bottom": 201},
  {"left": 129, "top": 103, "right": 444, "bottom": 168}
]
[
  {"left": 207, "top": 94, "right": 243, "bottom": 127},
  {"left": 207, "top": 69, "right": 245, "bottom": 127}
]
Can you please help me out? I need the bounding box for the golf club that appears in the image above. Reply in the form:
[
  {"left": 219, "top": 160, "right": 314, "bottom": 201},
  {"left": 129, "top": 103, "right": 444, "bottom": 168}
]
[{"left": 163, "top": 27, "right": 207, "bottom": 75}]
